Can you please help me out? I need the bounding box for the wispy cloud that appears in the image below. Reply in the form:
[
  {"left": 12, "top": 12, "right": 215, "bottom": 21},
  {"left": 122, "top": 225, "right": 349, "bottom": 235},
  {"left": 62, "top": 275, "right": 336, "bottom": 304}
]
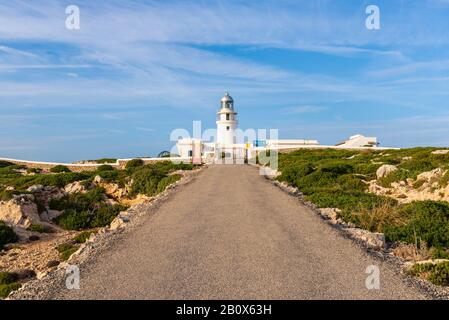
[{"left": 282, "top": 105, "right": 327, "bottom": 114}]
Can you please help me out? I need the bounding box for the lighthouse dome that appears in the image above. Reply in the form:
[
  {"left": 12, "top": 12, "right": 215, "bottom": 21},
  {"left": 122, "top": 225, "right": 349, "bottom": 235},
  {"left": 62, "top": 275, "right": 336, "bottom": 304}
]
[{"left": 220, "top": 92, "right": 234, "bottom": 110}]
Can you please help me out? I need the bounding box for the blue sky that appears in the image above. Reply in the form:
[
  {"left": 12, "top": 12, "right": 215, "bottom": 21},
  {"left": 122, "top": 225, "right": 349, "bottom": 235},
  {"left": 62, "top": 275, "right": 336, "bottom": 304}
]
[{"left": 1, "top": 0, "right": 449, "bottom": 161}]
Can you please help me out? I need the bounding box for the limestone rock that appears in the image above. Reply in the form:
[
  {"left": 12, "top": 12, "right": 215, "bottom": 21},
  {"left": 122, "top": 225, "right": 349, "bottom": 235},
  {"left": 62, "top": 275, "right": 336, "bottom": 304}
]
[
  {"left": 109, "top": 213, "right": 130, "bottom": 231},
  {"left": 376, "top": 164, "right": 398, "bottom": 179},
  {"left": 416, "top": 168, "right": 445, "bottom": 182},
  {"left": 431, "top": 150, "right": 449, "bottom": 155},
  {"left": 26, "top": 185, "right": 44, "bottom": 193},
  {"left": 319, "top": 208, "right": 341, "bottom": 221},
  {"left": 0, "top": 197, "right": 40, "bottom": 228},
  {"left": 64, "top": 181, "right": 86, "bottom": 194},
  {"left": 345, "top": 228, "right": 386, "bottom": 250}
]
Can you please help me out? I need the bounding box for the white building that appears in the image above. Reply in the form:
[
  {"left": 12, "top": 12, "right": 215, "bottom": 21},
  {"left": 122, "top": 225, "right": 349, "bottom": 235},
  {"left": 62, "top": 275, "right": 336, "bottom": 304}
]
[
  {"left": 176, "top": 93, "right": 382, "bottom": 162},
  {"left": 335, "top": 134, "right": 378, "bottom": 148}
]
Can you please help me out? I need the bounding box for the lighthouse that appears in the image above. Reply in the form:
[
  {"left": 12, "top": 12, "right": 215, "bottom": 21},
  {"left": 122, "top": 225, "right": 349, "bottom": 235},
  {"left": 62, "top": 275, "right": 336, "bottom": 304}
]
[{"left": 216, "top": 92, "right": 238, "bottom": 147}]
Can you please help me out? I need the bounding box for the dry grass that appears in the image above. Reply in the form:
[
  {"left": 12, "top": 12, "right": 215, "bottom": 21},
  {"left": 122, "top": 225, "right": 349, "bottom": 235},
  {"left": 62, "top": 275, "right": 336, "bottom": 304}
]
[
  {"left": 352, "top": 201, "right": 408, "bottom": 233},
  {"left": 392, "top": 241, "right": 431, "bottom": 262}
]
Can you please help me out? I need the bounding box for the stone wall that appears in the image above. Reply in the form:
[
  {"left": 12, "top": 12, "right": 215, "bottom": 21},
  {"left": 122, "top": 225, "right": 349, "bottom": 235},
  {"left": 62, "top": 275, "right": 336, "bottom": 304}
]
[{"left": 0, "top": 157, "right": 194, "bottom": 172}]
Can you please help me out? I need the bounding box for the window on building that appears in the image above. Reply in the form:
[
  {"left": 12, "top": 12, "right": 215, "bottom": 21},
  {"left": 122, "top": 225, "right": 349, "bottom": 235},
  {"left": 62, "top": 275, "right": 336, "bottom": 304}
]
[
  {"left": 226, "top": 126, "right": 230, "bottom": 131},
  {"left": 226, "top": 114, "right": 230, "bottom": 120},
  {"left": 188, "top": 150, "right": 193, "bottom": 157}
]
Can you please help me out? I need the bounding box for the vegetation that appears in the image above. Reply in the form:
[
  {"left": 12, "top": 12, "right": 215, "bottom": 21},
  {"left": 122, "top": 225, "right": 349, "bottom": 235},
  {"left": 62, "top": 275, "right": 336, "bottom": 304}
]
[
  {"left": 57, "top": 243, "right": 78, "bottom": 261},
  {"left": 0, "top": 272, "right": 20, "bottom": 299},
  {"left": 0, "top": 221, "right": 18, "bottom": 250},
  {"left": 408, "top": 262, "right": 449, "bottom": 286},
  {"left": 276, "top": 148, "right": 449, "bottom": 258},
  {"left": 93, "top": 158, "right": 117, "bottom": 164},
  {"left": 51, "top": 188, "right": 127, "bottom": 230},
  {"left": 50, "top": 165, "right": 71, "bottom": 173},
  {"left": 74, "top": 231, "right": 94, "bottom": 244},
  {"left": 125, "top": 159, "right": 145, "bottom": 170},
  {"left": 27, "top": 224, "right": 53, "bottom": 233}
]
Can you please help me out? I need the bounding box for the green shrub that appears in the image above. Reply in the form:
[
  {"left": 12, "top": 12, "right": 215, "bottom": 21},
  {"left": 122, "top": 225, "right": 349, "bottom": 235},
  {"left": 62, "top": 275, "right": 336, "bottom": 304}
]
[
  {"left": 385, "top": 201, "right": 449, "bottom": 248},
  {"left": 94, "top": 158, "right": 117, "bottom": 164},
  {"left": 0, "top": 221, "right": 18, "bottom": 250},
  {"left": 51, "top": 188, "right": 126, "bottom": 230},
  {"left": 57, "top": 243, "right": 78, "bottom": 261},
  {"left": 0, "top": 272, "right": 18, "bottom": 285},
  {"left": 97, "top": 165, "right": 114, "bottom": 172},
  {"left": 0, "top": 188, "right": 14, "bottom": 201},
  {"left": 28, "top": 224, "right": 53, "bottom": 233},
  {"left": 378, "top": 169, "right": 410, "bottom": 187},
  {"left": 157, "top": 174, "right": 182, "bottom": 193},
  {"left": 0, "top": 283, "right": 21, "bottom": 299},
  {"left": 125, "top": 159, "right": 145, "bottom": 170},
  {"left": 131, "top": 168, "right": 165, "bottom": 196},
  {"left": 0, "top": 161, "right": 14, "bottom": 168},
  {"left": 409, "top": 262, "right": 449, "bottom": 286},
  {"left": 50, "top": 165, "right": 71, "bottom": 173},
  {"left": 320, "top": 162, "right": 353, "bottom": 175},
  {"left": 74, "top": 231, "right": 94, "bottom": 244},
  {"left": 278, "top": 163, "right": 314, "bottom": 184},
  {"left": 26, "top": 167, "right": 42, "bottom": 174}
]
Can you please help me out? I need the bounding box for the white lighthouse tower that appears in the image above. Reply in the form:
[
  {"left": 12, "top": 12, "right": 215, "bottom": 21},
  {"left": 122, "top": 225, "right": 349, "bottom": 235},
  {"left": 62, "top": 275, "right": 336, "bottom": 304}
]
[{"left": 216, "top": 92, "right": 238, "bottom": 148}]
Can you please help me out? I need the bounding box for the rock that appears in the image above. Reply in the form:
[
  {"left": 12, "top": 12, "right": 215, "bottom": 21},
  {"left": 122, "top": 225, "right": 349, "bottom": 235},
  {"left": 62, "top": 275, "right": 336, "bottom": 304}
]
[
  {"left": 45, "top": 209, "right": 63, "bottom": 221},
  {"left": 26, "top": 185, "right": 44, "bottom": 193},
  {"left": 28, "top": 235, "right": 40, "bottom": 242},
  {"left": 64, "top": 181, "right": 86, "bottom": 194},
  {"left": 46, "top": 260, "right": 60, "bottom": 268},
  {"left": 0, "top": 198, "right": 40, "bottom": 228},
  {"left": 93, "top": 175, "right": 104, "bottom": 184},
  {"left": 109, "top": 213, "right": 130, "bottom": 230},
  {"left": 319, "top": 208, "right": 340, "bottom": 221},
  {"left": 345, "top": 228, "right": 385, "bottom": 250},
  {"left": 416, "top": 168, "right": 445, "bottom": 182},
  {"left": 16, "top": 269, "right": 36, "bottom": 280},
  {"left": 376, "top": 164, "right": 398, "bottom": 179},
  {"left": 431, "top": 150, "right": 449, "bottom": 155}
]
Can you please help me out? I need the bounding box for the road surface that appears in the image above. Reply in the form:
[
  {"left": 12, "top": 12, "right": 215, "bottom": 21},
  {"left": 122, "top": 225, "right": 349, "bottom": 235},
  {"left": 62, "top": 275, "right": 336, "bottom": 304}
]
[{"left": 53, "top": 165, "right": 426, "bottom": 299}]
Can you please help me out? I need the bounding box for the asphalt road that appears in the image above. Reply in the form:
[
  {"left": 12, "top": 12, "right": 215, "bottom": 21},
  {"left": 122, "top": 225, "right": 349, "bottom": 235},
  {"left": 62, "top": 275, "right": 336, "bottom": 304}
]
[{"left": 54, "top": 165, "right": 426, "bottom": 299}]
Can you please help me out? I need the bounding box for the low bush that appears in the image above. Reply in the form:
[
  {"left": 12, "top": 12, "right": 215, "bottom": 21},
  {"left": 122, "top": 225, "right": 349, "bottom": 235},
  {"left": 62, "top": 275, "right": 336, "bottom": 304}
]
[
  {"left": 156, "top": 174, "right": 182, "bottom": 193},
  {"left": 74, "top": 231, "right": 94, "bottom": 244},
  {"left": 94, "top": 158, "right": 117, "bottom": 164},
  {"left": 125, "top": 159, "right": 145, "bottom": 170},
  {"left": 384, "top": 201, "right": 449, "bottom": 249},
  {"left": 26, "top": 167, "right": 42, "bottom": 174},
  {"left": 409, "top": 262, "right": 449, "bottom": 286},
  {"left": 97, "top": 165, "right": 115, "bottom": 172},
  {"left": 27, "top": 224, "right": 53, "bottom": 233},
  {"left": 0, "top": 272, "right": 18, "bottom": 285},
  {"left": 56, "top": 243, "right": 78, "bottom": 261},
  {"left": 278, "top": 163, "right": 314, "bottom": 184},
  {"left": 0, "top": 188, "right": 14, "bottom": 201},
  {"left": 51, "top": 188, "right": 126, "bottom": 230},
  {"left": 0, "top": 161, "right": 14, "bottom": 168},
  {"left": 50, "top": 165, "right": 71, "bottom": 173},
  {"left": 0, "top": 283, "right": 21, "bottom": 299},
  {"left": 0, "top": 221, "right": 18, "bottom": 250},
  {"left": 130, "top": 168, "right": 165, "bottom": 196}
]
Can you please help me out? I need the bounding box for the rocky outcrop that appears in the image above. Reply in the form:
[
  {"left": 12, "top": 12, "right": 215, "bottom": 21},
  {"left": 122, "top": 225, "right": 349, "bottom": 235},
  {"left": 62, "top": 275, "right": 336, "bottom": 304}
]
[
  {"left": 345, "top": 228, "right": 386, "bottom": 251},
  {"left": 431, "top": 150, "right": 449, "bottom": 155},
  {"left": 369, "top": 168, "right": 449, "bottom": 204},
  {"left": 109, "top": 212, "right": 131, "bottom": 231},
  {"left": 93, "top": 175, "right": 129, "bottom": 200},
  {"left": 0, "top": 195, "right": 40, "bottom": 228},
  {"left": 64, "top": 181, "right": 87, "bottom": 194},
  {"left": 376, "top": 164, "right": 398, "bottom": 179},
  {"left": 319, "top": 208, "right": 341, "bottom": 221}
]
